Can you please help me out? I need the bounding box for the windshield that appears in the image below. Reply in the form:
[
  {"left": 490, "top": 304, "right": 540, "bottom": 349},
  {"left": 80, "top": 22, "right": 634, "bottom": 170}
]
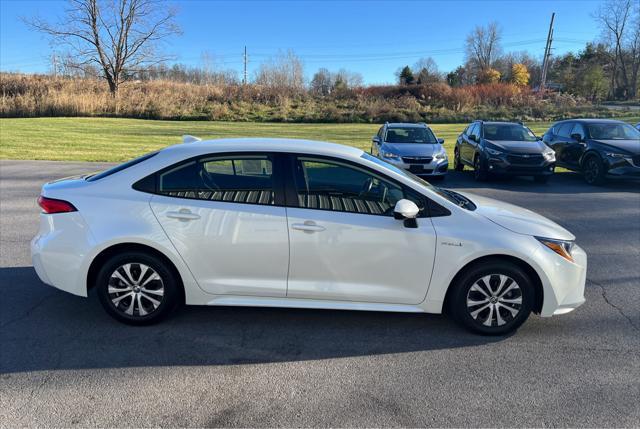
[
  {"left": 361, "top": 153, "right": 475, "bottom": 210},
  {"left": 483, "top": 124, "right": 537, "bottom": 142},
  {"left": 385, "top": 127, "right": 437, "bottom": 144},
  {"left": 587, "top": 123, "right": 640, "bottom": 140}
]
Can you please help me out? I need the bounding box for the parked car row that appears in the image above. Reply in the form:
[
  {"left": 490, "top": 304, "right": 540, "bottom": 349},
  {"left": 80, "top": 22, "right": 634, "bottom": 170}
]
[{"left": 372, "top": 119, "right": 640, "bottom": 185}]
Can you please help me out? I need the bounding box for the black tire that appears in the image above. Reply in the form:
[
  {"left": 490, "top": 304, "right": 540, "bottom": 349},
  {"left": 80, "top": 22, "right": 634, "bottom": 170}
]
[
  {"left": 582, "top": 154, "right": 606, "bottom": 185},
  {"left": 454, "top": 149, "right": 464, "bottom": 171},
  {"left": 97, "top": 251, "right": 180, "bottom": 325},
  {"left": 534, "top": 175, "right": 550, "bottom": 184},
  {"left": 473, "top": 155, "right": 488, "bottom": 181},
  {"left": 448, "top": 260, "right": 534, "bottom": 335}
]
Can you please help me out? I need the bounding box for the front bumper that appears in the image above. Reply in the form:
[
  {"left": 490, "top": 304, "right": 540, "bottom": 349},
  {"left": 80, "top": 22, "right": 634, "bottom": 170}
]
[
  {"left": 383, "top": 157, "right": 449, "bottom": 176},
  {"left": 605, "top": 157, "right": 640, "bottom": 178},
  {"left": 486, "top": 155, "right": 555, "bottom": 176},
  {"left": 536, "top": 243, "right": 587, "bottom": 317}
]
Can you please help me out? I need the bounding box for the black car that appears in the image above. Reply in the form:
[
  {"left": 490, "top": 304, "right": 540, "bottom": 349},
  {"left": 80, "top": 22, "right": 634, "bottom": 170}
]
[
  {"left": 454, "top": 121, "right": 556, "bottom": 182},
  {"left": 542, "top": 119, "right": 640, "bottom": 185}
]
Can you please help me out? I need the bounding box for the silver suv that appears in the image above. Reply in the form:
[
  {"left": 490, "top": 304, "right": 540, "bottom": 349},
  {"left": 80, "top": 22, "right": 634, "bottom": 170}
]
[{"left": 371, "top": 122, "right": 448, "bottom": 178}]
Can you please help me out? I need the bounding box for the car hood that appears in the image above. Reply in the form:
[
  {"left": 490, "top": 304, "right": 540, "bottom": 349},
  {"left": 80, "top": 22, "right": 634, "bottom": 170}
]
[
  {"left": 382, "top": 143, "right": 441, "bottom": 156},
  {"left": 457, "top": 191, "right": 575, "bottom": 241},
  {"left": 484, "top": 139, "right": 547, "bottom": 153},
  {"left": 590, "top": 139, "right": 640, "bottom": 155}
]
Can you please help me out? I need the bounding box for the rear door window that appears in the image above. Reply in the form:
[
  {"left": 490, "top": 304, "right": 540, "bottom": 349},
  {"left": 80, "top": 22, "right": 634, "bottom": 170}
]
[{"left": 157, "top": 155, "right": 277, "bottom": 205}]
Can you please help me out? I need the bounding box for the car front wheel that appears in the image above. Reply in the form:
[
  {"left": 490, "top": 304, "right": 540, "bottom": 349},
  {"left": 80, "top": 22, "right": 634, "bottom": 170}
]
[
  {"left": 448, "top": 260, "right": 534, "bottom": 335},
  {"left": 454, "top": 149, "right": 464, "bottom": 171},
  {"left": 97, "top": 251, "right": 180, "bottom": 325},
  {"left": 583, "top": 154, "right": 606, "bottom": 185},
  {"left": 473, "top": 155, "right": 488, "bottom": 181}
]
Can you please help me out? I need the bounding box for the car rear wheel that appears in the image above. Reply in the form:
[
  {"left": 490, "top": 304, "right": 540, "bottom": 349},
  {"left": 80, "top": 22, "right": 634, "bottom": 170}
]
[
  {"left": 97, "top": 252, "right": 179, "bottom": 325},
  {"left": 454, "top": 149, "right": 464, "bottom": 171},
  {"left": 583, "top": 154, "right": 606, "bottom": 185},
  {"left": 448, "top": 261, "right": 534, "bottom": 335},
  {"left": 473, "top": 155, "right": 488, "bottom": 181}
]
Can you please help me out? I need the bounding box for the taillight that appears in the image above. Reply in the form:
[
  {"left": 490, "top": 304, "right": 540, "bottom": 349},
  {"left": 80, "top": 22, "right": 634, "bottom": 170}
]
[{"left": 37, "top": 196, "right": 77, "bottom": 214}]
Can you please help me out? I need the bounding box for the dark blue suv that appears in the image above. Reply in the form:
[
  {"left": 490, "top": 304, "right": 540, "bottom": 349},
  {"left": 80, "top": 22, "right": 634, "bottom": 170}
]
[{"left": 454, "top": 121, "right": 556, "bottom": 182}]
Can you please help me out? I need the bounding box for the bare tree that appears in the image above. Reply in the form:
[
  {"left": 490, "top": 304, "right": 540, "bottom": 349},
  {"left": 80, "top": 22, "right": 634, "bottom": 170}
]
[
  {"left": 26, "top": 0, "right": 180, "bottom": 96},
  {"left": 465, "top": 22, "right": 502, "bottom": 71},
  {"left": 255, "top": 50, "right": 305, "bottom": 91},
  {"left": 414, "top": 57, "right": 443, "bottom": 84},
  {"left": 594, "top": 0, "right": 640, "bottom": 99}
]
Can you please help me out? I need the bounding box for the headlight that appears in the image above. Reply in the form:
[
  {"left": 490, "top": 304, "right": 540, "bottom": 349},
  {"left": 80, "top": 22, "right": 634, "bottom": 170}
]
[
  {"left": 605, "top": 152, "right": 626, "bottom": 158},
  {"left": 486, "top": 148, "right": 503, "bottom": 156},
  {"left": 435, "top": 152, "right": 447, "bottom": 160},
  {"left": 536, "top": 237, "right": 574, "bottom": 262},
  {"left": 543, "top": 149, "right": 556, "bottom": 161},
  {"left": 382, "top": 151, "right": 399, "bottom": 159}
]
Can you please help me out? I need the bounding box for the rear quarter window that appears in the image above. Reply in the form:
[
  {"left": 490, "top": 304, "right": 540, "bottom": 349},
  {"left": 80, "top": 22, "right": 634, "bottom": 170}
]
[{"left": 87, "top": 151, "right": 158, "bottom": 182}]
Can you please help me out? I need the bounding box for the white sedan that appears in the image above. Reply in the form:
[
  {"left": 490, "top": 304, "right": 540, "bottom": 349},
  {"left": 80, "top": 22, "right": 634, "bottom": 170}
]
[{"left": 31, "top": 137, "right": 587, "bottom": 335}]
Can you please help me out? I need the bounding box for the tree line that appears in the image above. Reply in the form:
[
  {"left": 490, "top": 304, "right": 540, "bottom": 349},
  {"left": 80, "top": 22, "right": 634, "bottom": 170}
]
[{"left": 22, "top": 0, "right": 640, "bottom": 102}]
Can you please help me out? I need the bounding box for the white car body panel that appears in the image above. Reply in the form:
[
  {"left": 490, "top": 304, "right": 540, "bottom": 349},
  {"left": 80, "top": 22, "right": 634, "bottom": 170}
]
[
  {"left": 31, "top": 138, "right": 587, "bottom": 319},
  {"left": 150, "top": 195, "right": 289, "bottom": 297},
  {"left": 286, "top": 207, "right": 437, "bottom": 304}
]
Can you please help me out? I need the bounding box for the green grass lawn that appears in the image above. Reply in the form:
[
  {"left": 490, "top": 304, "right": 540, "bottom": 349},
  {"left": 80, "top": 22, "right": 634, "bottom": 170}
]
[{"left": 0, "top": 117, "right": 637, "bottom": 162}]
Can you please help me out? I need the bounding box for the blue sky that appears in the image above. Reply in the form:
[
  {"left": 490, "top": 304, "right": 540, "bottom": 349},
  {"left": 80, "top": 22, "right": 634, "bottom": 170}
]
[{"left": 1, "top": 0, "right": 603, "bottom": 84}]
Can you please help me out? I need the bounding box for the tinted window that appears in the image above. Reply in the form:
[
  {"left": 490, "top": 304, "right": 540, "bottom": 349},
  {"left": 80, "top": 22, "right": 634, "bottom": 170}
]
[
  {"left": 571, "top": 123, "right": 587, "bottom": 140},
  {"left": 587, "top": 122, "right": 640, "bottom": 140},
  {"left": 557, "top": 123, "right": 574, "bottom": 138},
  {"left": 385, "top": 127, "right": 437, "bottom": 143},
  {"left": 469, "top": 123, "right": 480, "bottom": 139},
  {"left": 158, "top": 155, "right": 275, "bottom": 205},
  {"left": 294, "top": 157, "right": 406, "bottom": 216},
  {"left": 87, "top": 151, "right": 158, "bottom": 182}
]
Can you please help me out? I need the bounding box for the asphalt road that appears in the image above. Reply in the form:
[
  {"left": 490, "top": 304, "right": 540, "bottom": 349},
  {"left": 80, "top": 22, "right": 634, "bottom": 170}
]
[{"left": 1, "top": 160, "right": 639, "bottom": 427}]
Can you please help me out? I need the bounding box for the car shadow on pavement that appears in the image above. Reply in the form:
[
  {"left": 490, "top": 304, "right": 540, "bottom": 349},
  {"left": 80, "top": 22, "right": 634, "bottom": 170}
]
[
  {"left": 441, "top": 171, "right": 640, "bottom": 194},
  {"left": 0, "top": 266, "right": 505, "bottom": 374}
]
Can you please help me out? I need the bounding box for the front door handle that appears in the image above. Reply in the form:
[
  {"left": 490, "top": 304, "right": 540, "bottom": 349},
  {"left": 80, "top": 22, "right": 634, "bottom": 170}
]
[
  {"left": 291, "top": 221, "right": 325, "bottom": 233},
  {"left": 166, "top": 209, "right": 201, "bottom": 221}
]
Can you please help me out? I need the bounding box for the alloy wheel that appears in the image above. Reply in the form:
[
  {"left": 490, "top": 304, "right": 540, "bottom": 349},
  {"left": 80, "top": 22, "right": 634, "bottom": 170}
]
[
  {"left": 584, "top": 158, "right": 600, "bottom": 184},
  {"left": 108, "top": 263, "right": 165, "bottom": 317},
  {"left": 466, "top": 274, "right": 522, "bottom": 327}
]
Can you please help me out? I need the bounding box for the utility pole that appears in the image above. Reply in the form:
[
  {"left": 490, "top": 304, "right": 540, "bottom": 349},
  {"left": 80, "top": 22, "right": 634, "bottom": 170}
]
[
  {"left": 540, "top": 12, "right": 555, "bottom": 92},
  {"left": 243, "top": 46, "right": 248, "bottom": 85}
]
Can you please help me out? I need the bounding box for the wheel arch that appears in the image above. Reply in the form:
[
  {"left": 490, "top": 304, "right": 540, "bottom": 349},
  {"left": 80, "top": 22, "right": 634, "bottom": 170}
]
[
  {"left": 86, "top": 242, "right": 185, "bottom": 303},
  {"left": 442, "top": 254, "right": 544, "bottom": 314}
]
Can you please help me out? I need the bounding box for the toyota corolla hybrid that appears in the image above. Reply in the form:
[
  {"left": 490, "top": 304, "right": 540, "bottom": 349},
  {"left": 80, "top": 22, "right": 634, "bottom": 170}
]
[{"left": 32, "top": 138, "right": 586, "bottom": 335}]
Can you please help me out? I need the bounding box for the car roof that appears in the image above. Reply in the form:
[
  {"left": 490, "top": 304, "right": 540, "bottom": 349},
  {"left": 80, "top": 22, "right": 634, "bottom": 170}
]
[
  {"left": 555, "top": 118, "right": 628, "bottom": 124},
  {"left": 161, "top": 137, "right": 364, "bottom": 159},
  {"left": 477, "top": 121, "right": 523, "bottom": 125},
  {"left": 385, "top": 123, "right": 427, "bottom": 128}
]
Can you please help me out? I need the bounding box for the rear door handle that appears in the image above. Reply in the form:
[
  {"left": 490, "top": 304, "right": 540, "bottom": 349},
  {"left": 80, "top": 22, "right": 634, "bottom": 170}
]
[
  {"left": 291, "top": 221, "right": 325, "bottom": 233},
  {"left": 166, "top": 209, "right": 201, "bottom": 221}
]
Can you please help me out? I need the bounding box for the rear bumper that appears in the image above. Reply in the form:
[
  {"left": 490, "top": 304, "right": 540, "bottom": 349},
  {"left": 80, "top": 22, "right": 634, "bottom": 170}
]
[{"left": 30, "top": 212, "right": 94, "bottom": 297}]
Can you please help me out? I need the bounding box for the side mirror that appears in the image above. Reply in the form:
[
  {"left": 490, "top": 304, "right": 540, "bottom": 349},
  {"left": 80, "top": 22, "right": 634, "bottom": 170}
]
[
  {"left": 469, "top": 135, "right": 478, "bottom": 142},
  {"left": 570, "top": 133, "right": 584, "bottom": 143},
  {"left": 437, "top": 138, "right": 445, "bottom": 144},
  {"left": 372, "top": 136, "right": 381, "bottom": 144},
  {"left": 393, "top": 199, "right": 419, "bottom": 228}
]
